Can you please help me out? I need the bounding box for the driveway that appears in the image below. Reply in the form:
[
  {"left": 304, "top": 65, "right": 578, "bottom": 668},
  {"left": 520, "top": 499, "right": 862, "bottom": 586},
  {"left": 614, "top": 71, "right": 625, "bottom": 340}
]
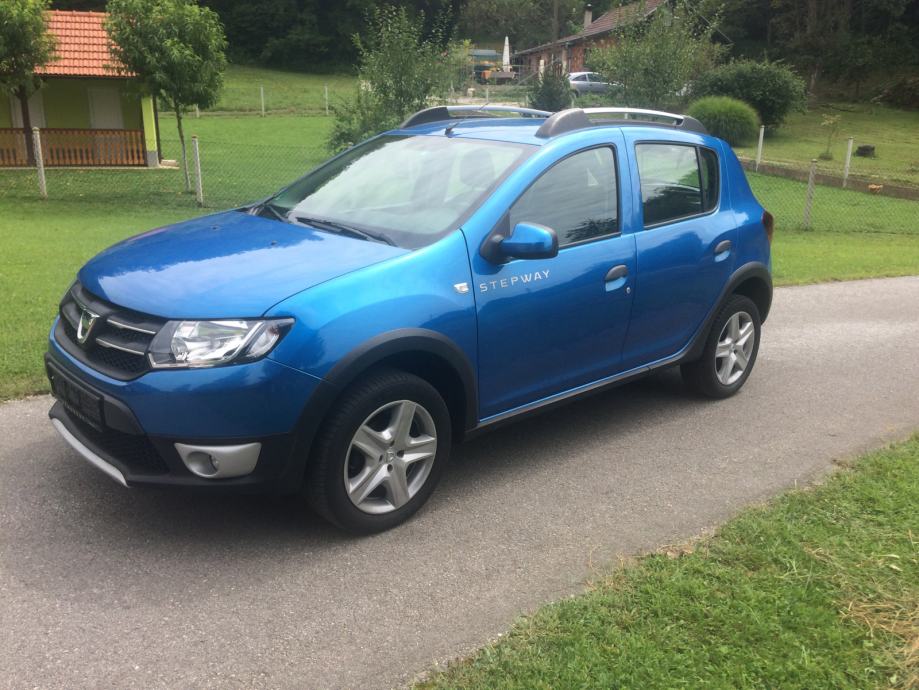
[{"left": 2, "top": 277, "right": 918, "bottom": 689}]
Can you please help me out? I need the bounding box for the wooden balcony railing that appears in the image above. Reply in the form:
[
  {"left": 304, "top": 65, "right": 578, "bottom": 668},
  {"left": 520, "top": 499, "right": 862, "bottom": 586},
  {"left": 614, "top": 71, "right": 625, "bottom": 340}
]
[
  {"left": 0, "top": 129, "right": 28, "bottom": 167},
  {"left": 0, "top": 128, "right": 146, "bottom": 167}
]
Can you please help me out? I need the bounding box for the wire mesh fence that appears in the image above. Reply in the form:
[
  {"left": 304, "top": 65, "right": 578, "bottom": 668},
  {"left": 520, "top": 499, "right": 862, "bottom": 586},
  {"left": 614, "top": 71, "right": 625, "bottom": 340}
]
[{"left": 2, "top": 114, "right": 918, "bottom": 239}]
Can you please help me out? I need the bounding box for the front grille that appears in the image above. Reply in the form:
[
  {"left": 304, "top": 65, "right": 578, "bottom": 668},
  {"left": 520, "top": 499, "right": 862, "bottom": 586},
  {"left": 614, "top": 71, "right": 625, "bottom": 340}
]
[
  {"left": 65, "top": 407, "right": 169, "bottom": 475},
  {"left": 57, "top": 282, "right": 166, "bottom": 380}
]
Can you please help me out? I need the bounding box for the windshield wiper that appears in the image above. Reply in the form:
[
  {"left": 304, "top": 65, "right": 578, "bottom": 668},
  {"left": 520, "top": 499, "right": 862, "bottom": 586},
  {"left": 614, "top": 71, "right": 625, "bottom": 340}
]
[{"left": 290, "top": 215, "right": 396, "bottom": 247}]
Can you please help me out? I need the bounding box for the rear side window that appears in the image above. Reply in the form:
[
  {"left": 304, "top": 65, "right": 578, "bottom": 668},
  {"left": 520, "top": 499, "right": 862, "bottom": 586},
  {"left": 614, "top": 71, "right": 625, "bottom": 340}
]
[
  {"left": 636, "top": 143, "right": 719, "bottom": 226},
  {"left": 509, "top": 147, "right": 619, "bottom": 247},
  {"left": 699, "top": 147, "right": 719, "bottom": 212}
]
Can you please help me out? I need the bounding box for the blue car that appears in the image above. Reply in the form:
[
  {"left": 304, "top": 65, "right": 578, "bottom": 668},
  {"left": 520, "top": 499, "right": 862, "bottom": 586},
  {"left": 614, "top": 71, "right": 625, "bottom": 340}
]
[{"left": 47, "top": 106, "right": 774, "bottom": 533}]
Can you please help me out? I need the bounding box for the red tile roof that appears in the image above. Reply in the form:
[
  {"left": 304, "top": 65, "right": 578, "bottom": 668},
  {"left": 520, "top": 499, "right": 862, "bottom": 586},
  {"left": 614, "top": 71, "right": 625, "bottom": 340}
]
[
  {"left": 579, "top": 0, "right": 667, "bottom": 40},
  {"left": 515, "top": 0, "right": 667, "bottom": 56},
  {"left": 36, "top": 10, "right": 132, "bottom": 78}
]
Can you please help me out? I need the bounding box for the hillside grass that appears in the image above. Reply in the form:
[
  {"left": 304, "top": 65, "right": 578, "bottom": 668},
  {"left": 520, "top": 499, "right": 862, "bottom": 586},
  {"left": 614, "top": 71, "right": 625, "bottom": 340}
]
[
  {"left": 209, "top": 64, "right": 356, "bottom": 114},
  {"left": 419, "top": 436, "right": 919, "bottom": 689},
  {"left": 734, "top": 102, "right": 919, "bottom": 188}
]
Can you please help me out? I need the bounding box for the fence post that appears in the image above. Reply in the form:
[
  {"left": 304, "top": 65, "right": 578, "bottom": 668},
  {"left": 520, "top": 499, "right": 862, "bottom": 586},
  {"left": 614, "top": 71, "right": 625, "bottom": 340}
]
[
  {"left": 191, "top": 135, "right": 204, "bottom": 207},
  {"left": 194, "top": 105, "right": 200, "bottom": 119},
  {"left": 842, "top": 137, "right": 854, "bottom": 188},
  {"left": 485, "top": 85, "right": 489, "bottom": 102},
  {"left": 755, "top": 125, "right": 765, "bottom": 172},
  {"left": 324, "top": 85, "right": 329, "bottom": 116},
  {"left": 803, "top": 158, "right": 817, "bottom": 229},
  {"left": 260, "top": 85, "right": 266, "bottom": 117},
  {"left": 32, "top": 127, "right": 47, "bottom": 199}
]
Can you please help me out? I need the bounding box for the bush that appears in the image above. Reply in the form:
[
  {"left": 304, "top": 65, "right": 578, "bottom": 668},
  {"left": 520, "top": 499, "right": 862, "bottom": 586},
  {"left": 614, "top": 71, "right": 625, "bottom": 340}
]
[
  {"left": 692, "top": 60, "right": 806, "bottom": 128},
  {"left": 328, "top": 6, "right": 456, "bottom": 152},
  {"left": 526, "top": 69, "right": 572, "bottom": 112},
  {"left": 879, "top": 76, "right": 919, "bottom": 110},
  {"left": 687, "top": 96, "right": 759, "bottom": 145}
]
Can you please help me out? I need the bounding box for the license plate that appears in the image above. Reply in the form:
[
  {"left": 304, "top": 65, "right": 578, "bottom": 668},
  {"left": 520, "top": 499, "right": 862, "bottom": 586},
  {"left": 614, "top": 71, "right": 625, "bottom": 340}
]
[{"left": 47, "top": 365, "right": 104, "bottom": 430}]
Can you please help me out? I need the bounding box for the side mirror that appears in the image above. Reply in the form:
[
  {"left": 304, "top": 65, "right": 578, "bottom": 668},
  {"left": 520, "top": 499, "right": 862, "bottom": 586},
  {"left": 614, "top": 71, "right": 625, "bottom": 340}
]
[{"left": 498, "top": 222, "right": 559, "bottom": 261}]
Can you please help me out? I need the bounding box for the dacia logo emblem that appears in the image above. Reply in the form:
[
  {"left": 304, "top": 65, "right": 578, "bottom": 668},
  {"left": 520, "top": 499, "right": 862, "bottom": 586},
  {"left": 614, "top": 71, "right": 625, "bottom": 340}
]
[{"left": 76, "top": 307, "right": 100, "bottom": 345}]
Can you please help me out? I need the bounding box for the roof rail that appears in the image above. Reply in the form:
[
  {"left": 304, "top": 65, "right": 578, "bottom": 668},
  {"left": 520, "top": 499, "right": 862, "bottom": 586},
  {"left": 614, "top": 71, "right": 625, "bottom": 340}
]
[
  {"left": 535, "top": 107, "right": 708, "bottom": 138},
  {"left": 400, "top": 105, "right": 552, "bottom": 129}
]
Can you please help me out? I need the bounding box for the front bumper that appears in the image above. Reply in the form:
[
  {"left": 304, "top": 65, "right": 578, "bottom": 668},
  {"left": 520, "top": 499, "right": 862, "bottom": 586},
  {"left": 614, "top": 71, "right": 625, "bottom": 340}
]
[{"left": 46, "top": 326, "right": 324, "bottom": 492}]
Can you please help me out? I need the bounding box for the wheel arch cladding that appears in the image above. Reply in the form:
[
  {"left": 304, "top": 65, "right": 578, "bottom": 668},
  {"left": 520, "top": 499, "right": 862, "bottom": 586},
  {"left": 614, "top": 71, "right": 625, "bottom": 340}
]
[
  {"left": 732, "top": 274, "right": 772, "bottom": 323},
  {"left": 322, "top": 329, "right": 477, "bottom": 440}
]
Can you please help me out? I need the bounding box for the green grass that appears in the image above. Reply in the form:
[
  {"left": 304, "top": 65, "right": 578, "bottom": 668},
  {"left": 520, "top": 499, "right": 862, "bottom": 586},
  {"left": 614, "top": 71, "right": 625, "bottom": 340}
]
[
  {"left": 420, "top": 436, "right": 919, "bottom": 689},
  {"left": 773, "top": 231, "right": 919, "bottom": 286},
  {"left": 0, "top": 115, "right": 333, "bottom": 209},
  {"left": 0, "top": 203, "right": 201, "bottom": 400},
  {"left": 209, "top": 65, "right": 356, "bottom": 114},
  {"left": 735, "top": 102, "right": 919, "bottom": 188}
]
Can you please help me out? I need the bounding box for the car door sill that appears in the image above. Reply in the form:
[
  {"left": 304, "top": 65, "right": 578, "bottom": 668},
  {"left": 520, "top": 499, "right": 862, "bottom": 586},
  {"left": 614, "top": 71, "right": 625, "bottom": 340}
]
[{"left": 474, "top": 350, "right": 685, "bottom": 431}]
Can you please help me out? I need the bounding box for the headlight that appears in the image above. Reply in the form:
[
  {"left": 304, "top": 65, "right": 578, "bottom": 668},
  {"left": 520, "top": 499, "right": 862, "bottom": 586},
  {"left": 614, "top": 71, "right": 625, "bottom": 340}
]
[{"left": 148, "top": 318, "right": 294, "bottom": 369}]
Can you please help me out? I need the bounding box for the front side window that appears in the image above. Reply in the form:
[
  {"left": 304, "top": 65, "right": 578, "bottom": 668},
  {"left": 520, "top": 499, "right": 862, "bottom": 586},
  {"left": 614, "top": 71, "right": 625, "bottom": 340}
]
[
  {"left": 508, "top": 147, "right": 619, "bottom": 247},
  {"left": 572, "top": 74, "right": 588, "bottom": 82},
  {"left": 636, "top": 143, "right": 719, "bottom": 226},
  {"left": 268, "top": 135, "right": 534, "bottom": 249}
]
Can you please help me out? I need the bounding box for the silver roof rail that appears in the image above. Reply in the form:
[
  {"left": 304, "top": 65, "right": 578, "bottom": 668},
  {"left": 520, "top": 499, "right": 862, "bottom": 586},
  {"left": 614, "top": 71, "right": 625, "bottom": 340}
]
[
  {"left": 400, "top": 105, "right": 552, "bottom": 129},
  {"left": 535, "top": 107, "right": 708, "bottom": 138}
]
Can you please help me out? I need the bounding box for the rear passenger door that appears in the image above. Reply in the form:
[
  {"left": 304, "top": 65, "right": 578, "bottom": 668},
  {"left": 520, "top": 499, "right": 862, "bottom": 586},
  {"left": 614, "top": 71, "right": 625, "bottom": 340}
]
[{"left": 621, "top": 138, "right": 736, "bottom": 369}]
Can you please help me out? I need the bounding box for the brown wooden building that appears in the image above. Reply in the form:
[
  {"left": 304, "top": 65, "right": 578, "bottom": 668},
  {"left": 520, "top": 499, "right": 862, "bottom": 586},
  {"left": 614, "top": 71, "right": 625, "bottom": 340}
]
[{"left": 514, "top": 0, "right": 667, "bottom": 77}]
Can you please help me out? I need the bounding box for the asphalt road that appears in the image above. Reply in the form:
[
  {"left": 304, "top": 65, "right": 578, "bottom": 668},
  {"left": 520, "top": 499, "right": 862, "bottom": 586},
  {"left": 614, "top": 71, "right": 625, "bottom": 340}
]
[{"left": 2, "top": 277, "right": 918, "bottom": 689}]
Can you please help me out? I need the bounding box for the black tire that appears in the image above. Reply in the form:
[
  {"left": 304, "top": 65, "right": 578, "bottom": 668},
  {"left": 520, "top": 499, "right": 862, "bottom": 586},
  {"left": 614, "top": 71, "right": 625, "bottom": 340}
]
[
  {"left": 681, "top": 294, "right": 762, "bottom": 399},
  {"left": 305, "top": 368, "right": 452, "bottom": 534}
]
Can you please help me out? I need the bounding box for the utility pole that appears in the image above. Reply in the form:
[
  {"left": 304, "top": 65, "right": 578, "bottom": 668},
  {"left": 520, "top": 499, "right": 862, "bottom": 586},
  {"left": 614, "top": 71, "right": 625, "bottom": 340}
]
[{"left": 551, "top": 0, "right": 559, "bottom": 41}]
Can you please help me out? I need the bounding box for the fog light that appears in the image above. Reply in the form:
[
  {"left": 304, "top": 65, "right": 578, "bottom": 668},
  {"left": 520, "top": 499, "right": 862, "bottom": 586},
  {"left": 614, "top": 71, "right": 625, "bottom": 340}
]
[{"left": 174, "top": 442, "right": 261, "bottom": 479}]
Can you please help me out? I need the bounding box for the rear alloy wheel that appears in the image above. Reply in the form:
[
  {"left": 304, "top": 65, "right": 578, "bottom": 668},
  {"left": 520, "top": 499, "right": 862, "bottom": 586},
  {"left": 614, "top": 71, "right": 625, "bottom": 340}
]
[
  {"left": 306, "top": 369, "right": 451, "bottom": 534},
  {"left": 681, "top": 294, "right": 761, "bottom": 398}
]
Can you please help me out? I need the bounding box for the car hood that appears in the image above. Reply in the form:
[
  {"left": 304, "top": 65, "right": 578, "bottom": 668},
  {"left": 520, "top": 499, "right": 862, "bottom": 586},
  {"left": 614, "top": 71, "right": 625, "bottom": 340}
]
[{"left": 78, "top": 211, "right": 408, "bottom": 318}]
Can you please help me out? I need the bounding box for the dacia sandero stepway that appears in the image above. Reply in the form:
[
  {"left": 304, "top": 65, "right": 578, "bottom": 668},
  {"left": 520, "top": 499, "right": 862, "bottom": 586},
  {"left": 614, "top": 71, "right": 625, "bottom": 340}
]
[{"left": 47, "top": 106, "right": 774, "bottom": 533}]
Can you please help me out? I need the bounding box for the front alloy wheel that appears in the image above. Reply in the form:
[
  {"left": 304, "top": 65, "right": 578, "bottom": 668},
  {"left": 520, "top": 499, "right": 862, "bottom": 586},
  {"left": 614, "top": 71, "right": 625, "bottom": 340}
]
[
  {"left": 345, "top": 400, "right": 438, "bottom": 514},
  {"left": 305, "top": 369, "right": 451, "bottom": 534}
]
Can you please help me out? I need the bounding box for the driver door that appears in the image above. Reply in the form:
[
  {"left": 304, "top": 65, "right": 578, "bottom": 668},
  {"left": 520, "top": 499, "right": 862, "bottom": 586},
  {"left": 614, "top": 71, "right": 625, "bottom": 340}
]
[{"left": 470, "top": 145, "right": 637, "bottom": 420}]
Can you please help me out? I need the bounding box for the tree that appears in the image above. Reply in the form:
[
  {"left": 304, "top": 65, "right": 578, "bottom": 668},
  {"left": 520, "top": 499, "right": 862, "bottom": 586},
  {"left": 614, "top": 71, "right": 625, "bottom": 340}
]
[
  {"left": 329, "top": 6, "right": 459, "bottom": 151},
  {"left": 106, "top": 0, "right": 227, "bottom": 190},
  {"left": 0, "top": 0, "right": 55, "bottom": 164},
  {"left": 587, "top": 1, "right": 723, "bottom": 109}
]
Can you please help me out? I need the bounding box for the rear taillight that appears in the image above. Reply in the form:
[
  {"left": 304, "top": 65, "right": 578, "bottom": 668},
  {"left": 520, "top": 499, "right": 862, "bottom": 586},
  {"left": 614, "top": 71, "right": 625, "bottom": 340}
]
[{"left": 762, "top": 210, "right": 774, "bottom": 244}]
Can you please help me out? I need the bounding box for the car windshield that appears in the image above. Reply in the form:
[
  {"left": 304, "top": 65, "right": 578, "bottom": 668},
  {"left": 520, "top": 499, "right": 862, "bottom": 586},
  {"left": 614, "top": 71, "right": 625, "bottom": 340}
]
[{"left": 266, "top": 134, "right": 535, "bottom": 249}]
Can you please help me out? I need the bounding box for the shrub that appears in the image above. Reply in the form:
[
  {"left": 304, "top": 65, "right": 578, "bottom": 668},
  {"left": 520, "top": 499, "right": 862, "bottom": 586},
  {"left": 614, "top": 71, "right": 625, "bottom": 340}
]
[
  {"left": 687, "top": 96, "right": 759, "bottom": 145},
  {"left": 879, "top": 76, "right": 919, "bottom": 110},
  {"left": 526, "top": 68, "right": 572, "bottom": 112},
  {"left": 692, "top": 60, "right": 806, "bottom": 128},
  {"left": 328, "top": 6, "right": 456, "bottom": 152}
]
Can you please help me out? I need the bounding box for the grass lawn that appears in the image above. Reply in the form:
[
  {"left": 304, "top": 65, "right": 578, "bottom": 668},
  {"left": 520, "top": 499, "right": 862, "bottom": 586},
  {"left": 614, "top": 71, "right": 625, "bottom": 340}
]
[
  {"left": 420, "top": 436, "right": 919, "bottom": 689},
  {"left": 735, "top": 102, "right": 919, "bottom": 188},
  {"left": 209, "top": 64, "right": 355, "bottom": 114},
  {"left": 0, "top": 115, "right": 333, "bottom": 209},
  {"left": 0, "top": 203, "right": 202, "bottom": 401}
]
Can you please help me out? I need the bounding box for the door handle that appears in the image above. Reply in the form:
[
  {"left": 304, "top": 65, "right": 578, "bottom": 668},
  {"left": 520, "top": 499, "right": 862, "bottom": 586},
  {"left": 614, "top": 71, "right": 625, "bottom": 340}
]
[
  {"left": 604, "top": 264, "right": 629, "bottom": 292},
  {"left": 605, "top": 264, "right": 629, "bottom": 282},
  {"left": 714, "top": 240, "right": 732, "bottom": 255}
]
